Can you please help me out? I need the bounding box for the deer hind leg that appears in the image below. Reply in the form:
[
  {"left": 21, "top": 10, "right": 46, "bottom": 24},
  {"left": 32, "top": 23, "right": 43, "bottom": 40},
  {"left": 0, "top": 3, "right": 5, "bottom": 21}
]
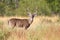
[{"left": 8, "top": 21, "right": 16, "bottom": 29}]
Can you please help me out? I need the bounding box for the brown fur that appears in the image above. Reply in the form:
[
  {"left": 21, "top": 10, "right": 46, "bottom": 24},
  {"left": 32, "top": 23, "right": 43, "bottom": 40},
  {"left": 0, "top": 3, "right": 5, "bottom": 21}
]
[{"left": 8, "top": 18, "right": 31, "bottom": 29}]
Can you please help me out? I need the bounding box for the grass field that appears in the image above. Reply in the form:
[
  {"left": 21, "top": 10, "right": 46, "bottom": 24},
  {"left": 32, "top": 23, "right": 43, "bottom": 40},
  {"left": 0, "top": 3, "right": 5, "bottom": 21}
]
[{"left": 0, "top": 16, "right": 60, "bottom": 40}]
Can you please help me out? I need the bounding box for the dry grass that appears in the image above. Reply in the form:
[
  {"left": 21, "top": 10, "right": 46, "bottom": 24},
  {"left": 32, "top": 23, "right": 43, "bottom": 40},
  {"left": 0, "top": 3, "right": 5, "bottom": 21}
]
[{"left": 0, "top": 16, "right": 60, "bottom": 40}]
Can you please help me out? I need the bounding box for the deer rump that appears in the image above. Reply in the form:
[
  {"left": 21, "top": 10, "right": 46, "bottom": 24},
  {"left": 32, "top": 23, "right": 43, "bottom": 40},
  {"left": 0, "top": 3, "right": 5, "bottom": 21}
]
[{"left": 8, "top": 18, "right": 30, "bottom": 29}]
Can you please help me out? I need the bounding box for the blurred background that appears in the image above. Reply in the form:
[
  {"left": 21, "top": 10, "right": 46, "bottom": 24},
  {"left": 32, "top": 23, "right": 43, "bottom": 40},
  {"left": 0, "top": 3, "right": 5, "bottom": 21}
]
[{"left": 0, "top": 0, "right": 60, "bottom": 16}]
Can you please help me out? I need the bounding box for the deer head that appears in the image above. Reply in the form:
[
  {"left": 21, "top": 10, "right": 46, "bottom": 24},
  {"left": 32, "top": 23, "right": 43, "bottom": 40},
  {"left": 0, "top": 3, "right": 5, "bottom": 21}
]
[{"left": 27, "top": 8, "right": 37, "bottom": 24}]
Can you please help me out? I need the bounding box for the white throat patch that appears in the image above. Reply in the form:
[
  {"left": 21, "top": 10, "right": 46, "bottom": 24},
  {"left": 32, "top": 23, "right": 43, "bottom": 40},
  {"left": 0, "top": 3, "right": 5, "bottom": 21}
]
[{"left": 28, "top": 17, "right": 33, "bottom": 24}]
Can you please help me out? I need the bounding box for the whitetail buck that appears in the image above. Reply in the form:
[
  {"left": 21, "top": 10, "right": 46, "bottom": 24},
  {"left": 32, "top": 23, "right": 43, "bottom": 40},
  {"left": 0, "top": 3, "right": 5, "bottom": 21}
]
[{"left": 8, "top": 8, "right": 37, "bottom": 29}]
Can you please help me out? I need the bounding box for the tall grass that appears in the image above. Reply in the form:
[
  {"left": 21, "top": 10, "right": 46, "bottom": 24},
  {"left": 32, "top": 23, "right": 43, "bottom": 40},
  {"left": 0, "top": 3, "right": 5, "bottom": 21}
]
[{"left": 0, "top": 16, "right": 60, "bottom": 40}]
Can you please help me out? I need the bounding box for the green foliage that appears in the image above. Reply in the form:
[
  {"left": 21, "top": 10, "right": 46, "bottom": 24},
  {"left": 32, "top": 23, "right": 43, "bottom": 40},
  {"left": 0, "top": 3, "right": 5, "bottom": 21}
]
[
  {"left": 0, "top": 0, "right": 60, "bottom": 16},
  {"left": 0, "top": 2, "right": 5, "bottom": 16},
  {"left": 46, "top": 0, "right": 60, "bottom": 14}
]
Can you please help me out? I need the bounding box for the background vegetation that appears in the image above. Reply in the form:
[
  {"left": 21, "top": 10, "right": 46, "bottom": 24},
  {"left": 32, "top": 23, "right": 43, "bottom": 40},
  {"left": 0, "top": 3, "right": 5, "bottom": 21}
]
[{"left": 0, "top": 0, "right": 60, "bottom": 16}]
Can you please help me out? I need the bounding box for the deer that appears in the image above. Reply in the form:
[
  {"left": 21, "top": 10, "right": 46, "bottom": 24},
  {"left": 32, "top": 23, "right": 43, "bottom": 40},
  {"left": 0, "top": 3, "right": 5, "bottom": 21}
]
[{"left": 8, "top": 8, "right": 37, "bottom": 29}]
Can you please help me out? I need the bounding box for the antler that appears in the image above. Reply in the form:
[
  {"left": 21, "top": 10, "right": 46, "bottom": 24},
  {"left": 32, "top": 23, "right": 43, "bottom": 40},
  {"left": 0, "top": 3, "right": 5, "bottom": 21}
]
[
  {"left": 33, "top": 7, "right": 38, "bottom": 15},
  {"left": 26, "top": 8, "right": 32, "bottom": 16}
]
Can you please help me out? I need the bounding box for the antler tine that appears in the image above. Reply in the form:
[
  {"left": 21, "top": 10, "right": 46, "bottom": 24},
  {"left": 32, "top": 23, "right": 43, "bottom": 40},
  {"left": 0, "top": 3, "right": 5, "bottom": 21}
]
[
  {"left": 26, "top": 8, "right": 31, "bottom": 14},
  {"left": 34, "top": 7, "right": 38, "bottom": 14},
  {"left": 26, "top": 7, "right": 29, "bottom": 11},
  {"left": 36, "top": 7, "right": 38, "bottom": 10}
]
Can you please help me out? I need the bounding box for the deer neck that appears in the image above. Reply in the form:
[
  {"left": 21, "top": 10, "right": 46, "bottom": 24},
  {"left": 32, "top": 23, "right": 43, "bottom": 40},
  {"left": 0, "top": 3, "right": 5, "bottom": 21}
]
[{"left": 28, "top": 17, "right": 34, "bottom": 24}]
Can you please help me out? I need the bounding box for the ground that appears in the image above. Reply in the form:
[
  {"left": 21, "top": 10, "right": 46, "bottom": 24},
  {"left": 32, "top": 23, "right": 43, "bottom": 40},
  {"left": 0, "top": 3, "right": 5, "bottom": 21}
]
[{"left": 0, "top": 16, "right": 60, "bottom": 40}]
